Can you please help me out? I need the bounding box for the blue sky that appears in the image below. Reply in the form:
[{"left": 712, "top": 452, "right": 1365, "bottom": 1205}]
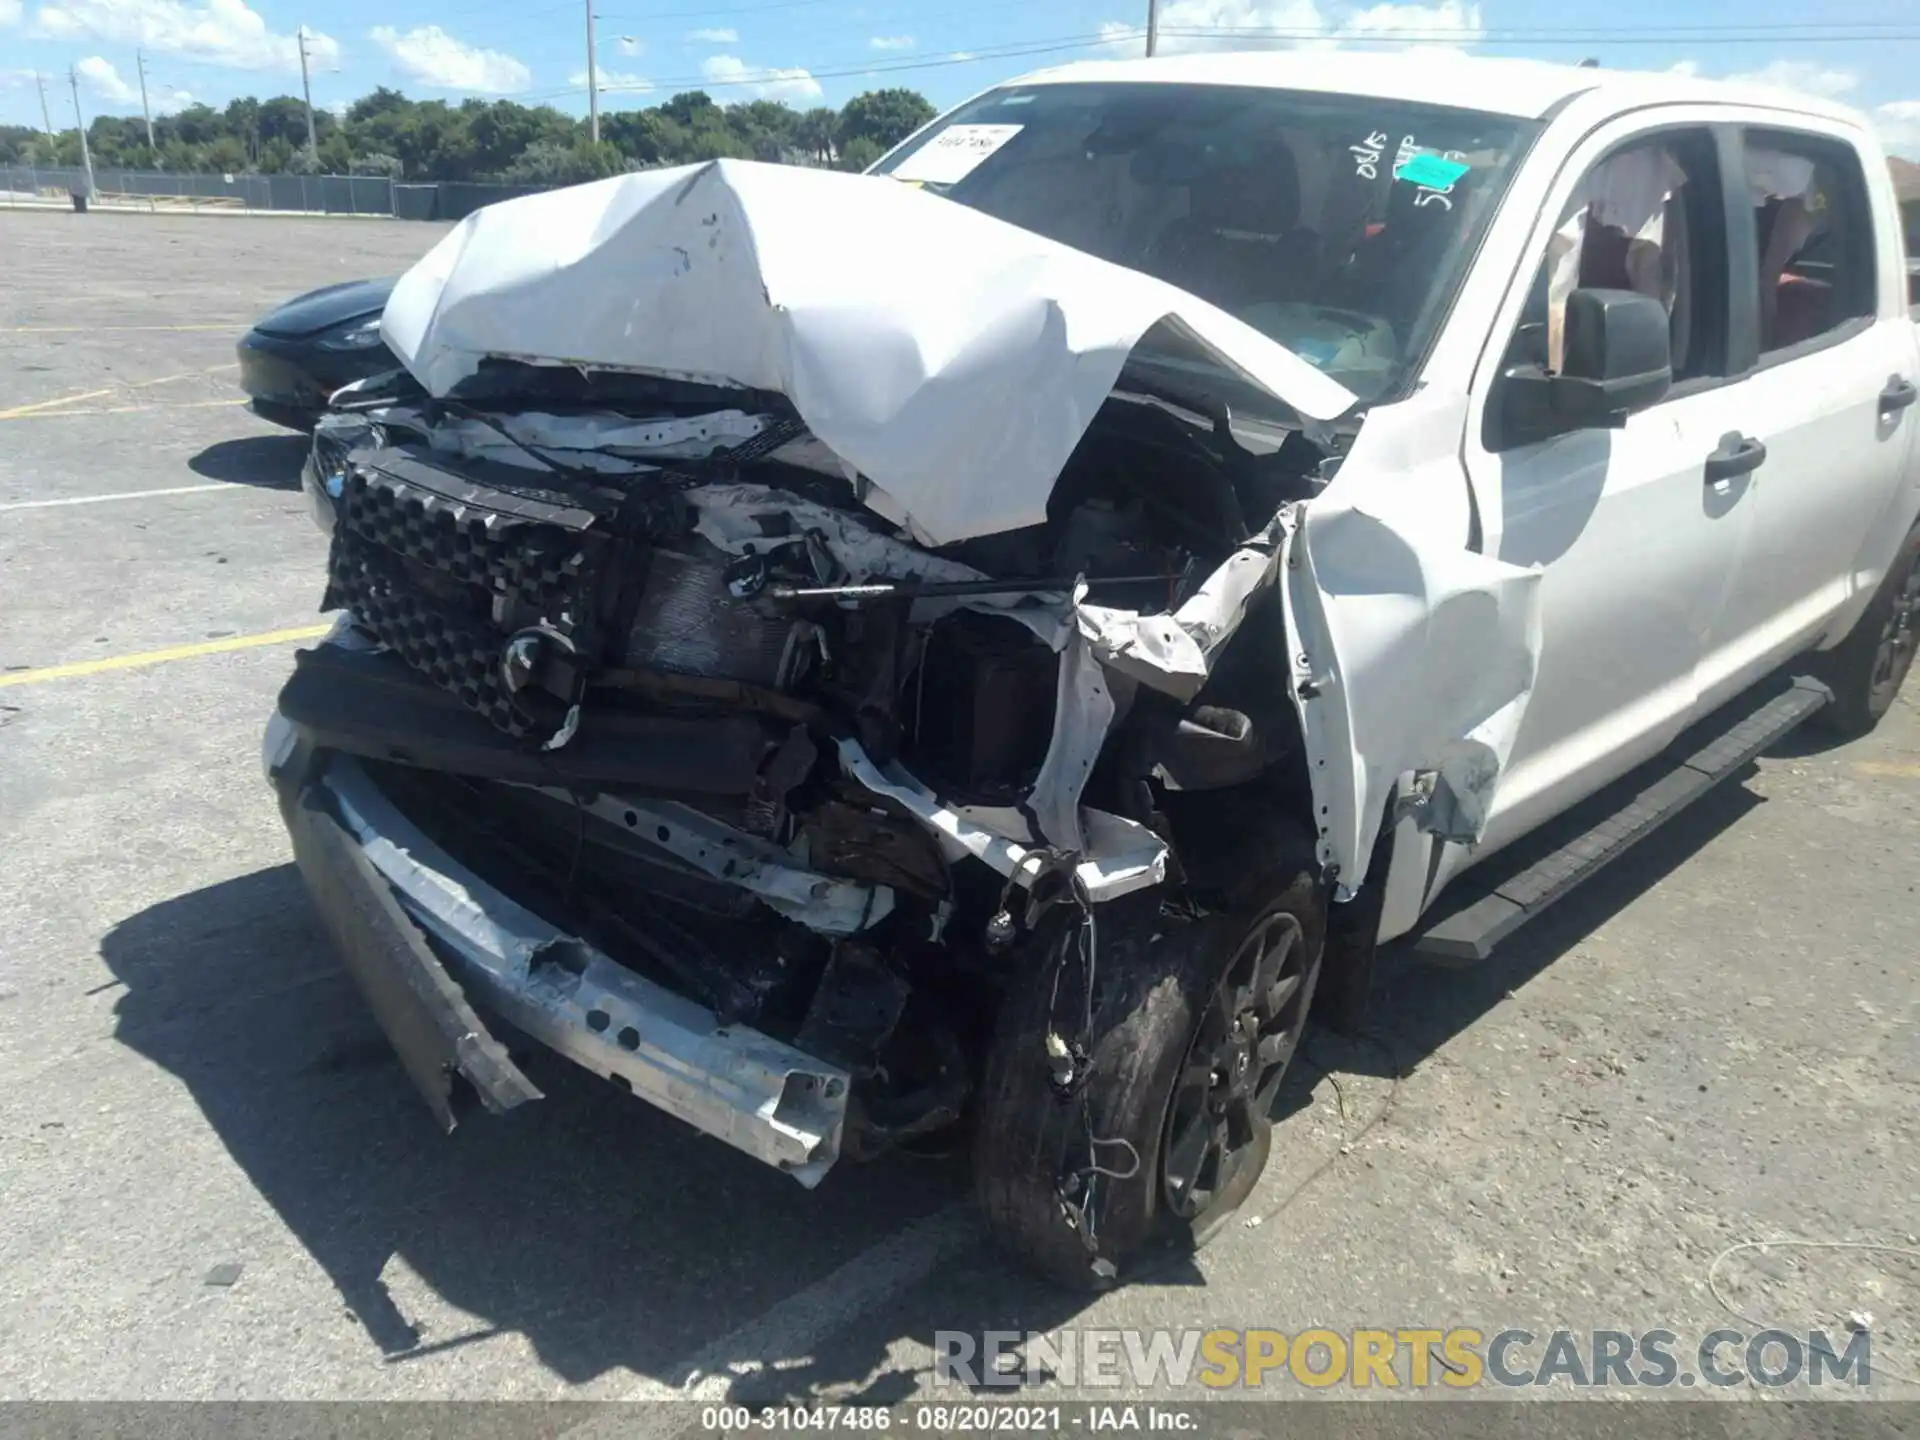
[{"left": 3, "top": 0, "right": 1918, "bottom": 154}]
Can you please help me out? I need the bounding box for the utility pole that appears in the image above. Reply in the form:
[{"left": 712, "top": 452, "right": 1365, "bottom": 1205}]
[
  {"left": 136, "top": 48, "right": 156, "bottom": 156},
  {"left": 585, "top": 1, "right": 600, "bottom": 143},
  {"left": 297, "top": 26, "right": 318, "bottom": 158},
  {"left": 1145, "top": 0, "right": 1159, "bottom": 55},
  {"left": 36, "top": 71, "right": 57, "bottom": 137},
  {"left": 67, "top": 67, "right": 96, "bottom": 196}
]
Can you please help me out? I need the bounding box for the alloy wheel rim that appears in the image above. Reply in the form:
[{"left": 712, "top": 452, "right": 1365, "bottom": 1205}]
[
  {"left": 1160, "top": 912, "right": 1310, "bottom": 1221},
  {"left": 1871, "top": 552, "right": 1920, "bottom": 697}
]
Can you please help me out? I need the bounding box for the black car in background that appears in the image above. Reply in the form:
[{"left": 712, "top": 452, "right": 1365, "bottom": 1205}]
[{"left": 237, "top": 277, "right": 398, "bottom": 430}]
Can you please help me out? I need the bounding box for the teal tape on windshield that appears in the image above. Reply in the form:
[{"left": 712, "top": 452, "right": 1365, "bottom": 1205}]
[{"left": 1396, "top": 153, "right": 1471, "bottom": 189}]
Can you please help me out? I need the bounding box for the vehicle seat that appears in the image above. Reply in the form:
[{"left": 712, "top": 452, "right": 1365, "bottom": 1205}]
[
  {"left": 1756, "top": 196, "right": 1827, "bottom": 349},
  {"left": 1151, "top": 150, "right": 1319, "bottom": 312},
  {"left": 1328, "top": 174, "right": 1459, "bottom": 326}
]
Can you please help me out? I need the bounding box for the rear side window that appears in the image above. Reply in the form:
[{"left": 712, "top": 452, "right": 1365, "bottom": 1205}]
[{"left": 1739, "top": 128, "right": 1877, "bottom": 357}]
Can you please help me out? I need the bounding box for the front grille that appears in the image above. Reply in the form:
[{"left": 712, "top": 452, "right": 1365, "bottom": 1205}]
[
  {"left": 327, "top": 540, "right": 533, "bottom": 734},
  {"left": 324, "top": 448, "right": 613, "bottom": 743}
]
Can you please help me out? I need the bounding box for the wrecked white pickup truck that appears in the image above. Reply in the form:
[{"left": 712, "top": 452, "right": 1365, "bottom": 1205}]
[{"left": 264, "top": 50, "right": 1920, "bottom": 1287}]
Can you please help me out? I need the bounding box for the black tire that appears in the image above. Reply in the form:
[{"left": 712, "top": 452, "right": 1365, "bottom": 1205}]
[
  {"left": 972, "top": 829, "right": 1324, "bottom": 1290},
  {"left": 1813, "top": 517, "right": 1920, "bottom": 739}
]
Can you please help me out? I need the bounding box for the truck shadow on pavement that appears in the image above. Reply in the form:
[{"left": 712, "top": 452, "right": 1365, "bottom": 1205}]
[
  {"left": 96, "top": 776, "right": 1764, "bottom": 1399},
  {"left": 187, "top": 434, "right": 309, "bottom": 489}
]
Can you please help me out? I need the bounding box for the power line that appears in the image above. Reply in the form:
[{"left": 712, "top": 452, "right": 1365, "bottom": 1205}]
[
  {"left": 514, "top": 31, "right": 1119, "bottom": 101},
  {"left": 1157, "top": 21, "right": 1920, "bottom": 41},
  {"left": 519, "top": 19, "right": 1920, "bottom": 105}
]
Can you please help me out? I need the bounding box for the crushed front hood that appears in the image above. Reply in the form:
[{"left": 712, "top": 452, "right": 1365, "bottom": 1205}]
[{"left": 381, "top": 158, "right": 1357, "bottom": 546}]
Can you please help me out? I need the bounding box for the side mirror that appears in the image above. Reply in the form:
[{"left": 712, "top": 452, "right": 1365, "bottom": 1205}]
[{"left": 1494, "top": 288, "right": 1673, "bottom": 448}]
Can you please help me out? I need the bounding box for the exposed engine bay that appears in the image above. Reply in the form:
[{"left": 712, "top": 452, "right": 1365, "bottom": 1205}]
[{"left": 285, "top": 361, "right": 1333, "bottom": 1159}]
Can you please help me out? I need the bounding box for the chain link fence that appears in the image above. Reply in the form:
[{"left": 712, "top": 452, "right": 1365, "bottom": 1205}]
[{"left": 0, "top": 165, "right": 547, "bottom": 221}]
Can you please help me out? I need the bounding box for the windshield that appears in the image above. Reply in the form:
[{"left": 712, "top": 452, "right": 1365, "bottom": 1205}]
[{"left": 874, "top": 82, "right": 1535, "bottom": 405}]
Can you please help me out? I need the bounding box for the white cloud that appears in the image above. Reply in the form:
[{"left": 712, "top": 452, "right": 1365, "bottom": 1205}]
[
  {"left": 1876, "top": 100, "right": 1920, "bottom": 157},
  {"left": 1717, "top": 58, "right": 1859, "bottom": 98},
  {"left": 700, "top": 53, "right": 822, "bottom": 103},
  {"left": 76, "top": 53, "right": 138, "bottom": 102},
  {"left": 686, "top": 26, "right": 736, "bottom": 43},
  {"left": 1099, "top": 0, "right": 1481, "bottom": 53},
  {"left": 74, "top": 54, "right": 191, "bottom": 111},
  {"left": 572, "top": 65, "right": 653, "bottom": 95},
  {"left": 369, "top": 24, "right": 530, "bottom": 93},
  {"left": 31, "top": 0, "right": 336, "bottom": 71},
  {"left": 0, "top": 0, "right": 21, "bottom": 25},
  {"left": 868, "top": 34, "right": 913, "bottom": 50},
  {"left": 949, "top": 50, "right": 977, "bottom": 61}
]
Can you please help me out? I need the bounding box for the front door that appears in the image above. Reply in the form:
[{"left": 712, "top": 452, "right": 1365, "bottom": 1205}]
[{"left": 1460, "top": 117, "right": 1752, "bottom": 858}]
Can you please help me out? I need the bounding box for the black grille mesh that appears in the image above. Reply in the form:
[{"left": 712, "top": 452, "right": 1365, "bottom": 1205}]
[{"left": 327, "top": 465, "right": 601, "bottom": 742}]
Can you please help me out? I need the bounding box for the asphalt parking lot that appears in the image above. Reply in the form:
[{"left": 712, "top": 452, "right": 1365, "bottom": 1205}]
[{"left": 1, "top": 206, "right": 1917, "bottom": 1414}]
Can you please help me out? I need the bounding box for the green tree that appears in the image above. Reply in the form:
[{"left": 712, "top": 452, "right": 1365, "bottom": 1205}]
[
  {"left": 837, "top": 88, "right": 934, "bottom": 151},
  {"left": 224, "top": 97, "right": 260, "bottom": 163},
  {"left": 795, "top": 107, "right": 838, "bottom": 165},
  {"left": 501, "top": 139, "right": 625, "bottom": 185},
  {"left": 836, "top": 135, "right": 884, "bottom": 172},
  {"left": 348, "top": 87, "right": 410, "bottom": 124},
  {"left": 467, "top": 100, "right": 576, "bottom": 177}
]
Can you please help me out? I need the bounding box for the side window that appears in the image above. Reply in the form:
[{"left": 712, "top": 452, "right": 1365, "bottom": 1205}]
[
  {"left": 1502, "top": 128, "right": 1726, "bottom": 385},
  {"left": 1740, "top": 129, "right": 1877, "bottom": 357}
]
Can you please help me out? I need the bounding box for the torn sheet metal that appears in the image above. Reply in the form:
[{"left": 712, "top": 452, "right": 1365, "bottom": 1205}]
[
  {"left": 1283, "top": 495, "right": 1543, "bottom": 894},
  {"left": 320, "top": 755, "right": 849, "bottom": 1182},
  {"left": 836, "top": 738, "right": 1168, "bottom": 903},
  {"left": 1077, "top": 518, "right": 1289, "bottom": 701},
  {"left": 381, "top": 158, "right": 1357, "bottom": 546},
  {"left": 1025, "top": 628, "right": 1116, "bottom": 855},
  {"left": 520, "top": 784, "right": 895, "bottom": 935},
  {"left": 414, "top": 408, "right": 773, "bottom": 473},
  {"left": 684, "top": 482, "right": 987, "bottom": 588}
]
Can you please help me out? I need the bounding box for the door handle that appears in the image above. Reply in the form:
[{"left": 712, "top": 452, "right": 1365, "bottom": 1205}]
[
  {"left": 1704, "top": 433, "right": 1767, "bottom": 484},
  {"left": 1881, "top": 375, "right": 1918, "bottom": 415}
]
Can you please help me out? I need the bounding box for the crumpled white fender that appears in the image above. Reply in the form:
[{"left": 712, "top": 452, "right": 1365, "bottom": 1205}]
[
  {"left": 1284, "top": 498, "right": 1544, "bottom": 894},
  {"left": 381, "top": 158, "right": 1355, "bottom": 546}
]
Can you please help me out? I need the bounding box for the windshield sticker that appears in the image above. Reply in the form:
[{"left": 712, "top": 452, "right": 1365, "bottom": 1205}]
[
  {"left": 1395, "top": 152, "right": 1472, "bottom": 191},
  {"left": 891, "top": 124, "right": 1025, "bottom": 185}
]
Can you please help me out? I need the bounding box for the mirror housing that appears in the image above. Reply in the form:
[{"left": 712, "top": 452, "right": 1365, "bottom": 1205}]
[{"left": 1494, "top": 288, "right": 1673, "bottom": 448}]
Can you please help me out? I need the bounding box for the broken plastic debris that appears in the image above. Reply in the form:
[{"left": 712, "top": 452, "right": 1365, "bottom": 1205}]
[{"left": 1846, "top": 1311, "right": 1874, "bottom": 1332}]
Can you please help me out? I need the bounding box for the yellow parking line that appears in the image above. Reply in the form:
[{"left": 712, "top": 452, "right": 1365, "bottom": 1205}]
[
  {"left": 0, "top": 625, "right": 331, "bottom": 688},
  {"left": 0, "top": 398, "right": 246, "bottom": 421},
  {"left": 3, "top": 324, "right": 246, "bottom": 333},
  {"left": 0, "top": 387, "right": 115, "bottom": 419},
  {"left": 0, "top": 363, "right": 240, "bottom": 420},
  {"left": 1852, "top": 761, "right": 1920, "bottom": 779}
]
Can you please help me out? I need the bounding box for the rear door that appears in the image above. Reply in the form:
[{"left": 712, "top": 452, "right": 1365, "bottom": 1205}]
[
  {"left": 1695, "top": 119, "right": 1920, "bottom": 707},
  {"left": 1460, "top": 115, "right": 1752, "bottom": 856}
]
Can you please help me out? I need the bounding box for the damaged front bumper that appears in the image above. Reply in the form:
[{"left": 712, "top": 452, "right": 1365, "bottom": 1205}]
[{"left": 267, "top": 716, "right": 851, "bottom": 1185}]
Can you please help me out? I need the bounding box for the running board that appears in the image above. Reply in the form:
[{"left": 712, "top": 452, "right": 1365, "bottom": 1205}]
[{"left": 1407, "top": 675, "right": 1832, "bottom": 964}]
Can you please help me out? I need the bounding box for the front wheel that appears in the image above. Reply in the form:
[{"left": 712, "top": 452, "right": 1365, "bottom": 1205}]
[
  {"left": 1814, "top": 517, "right": 1920, "bottom": 739},
  {"left": 972, "top": 842, "right": 1324, "bottom": 1290}
]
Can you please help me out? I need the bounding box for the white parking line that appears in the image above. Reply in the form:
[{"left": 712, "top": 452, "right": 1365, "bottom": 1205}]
[{"left": 0, "top": 483, "right": 235, "bottom": 512}]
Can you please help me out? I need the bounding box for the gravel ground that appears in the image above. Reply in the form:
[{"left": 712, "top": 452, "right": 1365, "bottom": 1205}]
[{"left": 0, "top": 208, "right": 1915, "bottom": 1421}]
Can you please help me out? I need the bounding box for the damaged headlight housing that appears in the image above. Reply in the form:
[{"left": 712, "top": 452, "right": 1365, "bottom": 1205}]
[
  {"left": 303, "top": 412, "right": 382, "bottom": 536},
  {"left": 315, "top": 316, "right": 387, "bottom": 351}
]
